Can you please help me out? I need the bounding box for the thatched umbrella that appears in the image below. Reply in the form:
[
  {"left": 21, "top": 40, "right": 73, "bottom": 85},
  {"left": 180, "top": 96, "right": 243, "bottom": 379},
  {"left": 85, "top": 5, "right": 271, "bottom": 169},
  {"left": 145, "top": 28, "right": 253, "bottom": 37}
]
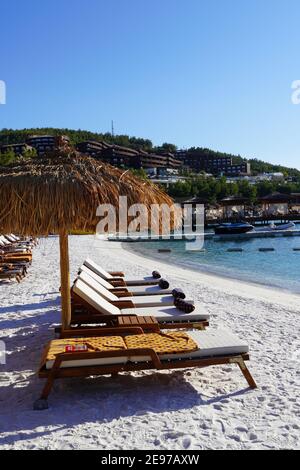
[{"left": 0, "top": 148, "right": 178, "bottom": 329}]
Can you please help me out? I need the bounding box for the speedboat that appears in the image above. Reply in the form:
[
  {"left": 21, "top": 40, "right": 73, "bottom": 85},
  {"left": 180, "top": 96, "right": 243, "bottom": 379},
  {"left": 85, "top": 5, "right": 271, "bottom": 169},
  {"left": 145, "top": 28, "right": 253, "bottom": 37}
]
[
  {"left": 214, "top": 222, "right": 254, "bottom": 235},
  {"left": 261, "top": 222, "right": 296, "bottom": 232}
]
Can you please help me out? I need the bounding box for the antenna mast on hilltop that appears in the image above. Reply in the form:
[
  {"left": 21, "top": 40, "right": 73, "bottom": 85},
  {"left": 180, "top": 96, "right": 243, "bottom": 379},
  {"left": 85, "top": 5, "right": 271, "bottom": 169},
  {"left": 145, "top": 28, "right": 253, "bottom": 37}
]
[{"left": 111, "top": 120, "right": 115, "bottom": 138}]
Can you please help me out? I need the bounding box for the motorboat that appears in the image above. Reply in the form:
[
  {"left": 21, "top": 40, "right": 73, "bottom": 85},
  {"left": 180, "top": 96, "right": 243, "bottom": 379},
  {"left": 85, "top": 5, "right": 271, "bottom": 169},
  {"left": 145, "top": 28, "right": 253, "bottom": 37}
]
[
  {"left": 214, "top": 222, "right": 254, "bottom": 235},
  {"left": 257, "top": 222, "right": 296, "bottom": 232}
]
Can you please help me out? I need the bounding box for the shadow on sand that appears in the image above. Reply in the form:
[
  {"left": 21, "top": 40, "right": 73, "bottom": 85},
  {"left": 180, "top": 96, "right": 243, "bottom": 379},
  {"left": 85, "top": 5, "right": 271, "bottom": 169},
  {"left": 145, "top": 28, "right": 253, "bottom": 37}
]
[
  {"left": 0, "top": 350, "right": 253, "bottom": 447},
  {"left": 0, "top": 298, "right": 254, "bottom": 448}
]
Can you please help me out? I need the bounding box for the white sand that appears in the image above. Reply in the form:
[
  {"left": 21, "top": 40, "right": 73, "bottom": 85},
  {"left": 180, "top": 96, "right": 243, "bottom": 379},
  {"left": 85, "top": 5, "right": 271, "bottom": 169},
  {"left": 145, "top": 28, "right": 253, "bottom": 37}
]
[{"left": 0, "top": 235, "right": 299, "bottom": 450}]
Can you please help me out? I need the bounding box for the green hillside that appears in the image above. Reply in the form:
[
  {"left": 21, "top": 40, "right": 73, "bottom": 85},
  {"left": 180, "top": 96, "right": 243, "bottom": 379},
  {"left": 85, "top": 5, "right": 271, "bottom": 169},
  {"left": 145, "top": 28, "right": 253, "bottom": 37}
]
[{"left": 0, "top": 127, "right": 299, "bottom": 177}]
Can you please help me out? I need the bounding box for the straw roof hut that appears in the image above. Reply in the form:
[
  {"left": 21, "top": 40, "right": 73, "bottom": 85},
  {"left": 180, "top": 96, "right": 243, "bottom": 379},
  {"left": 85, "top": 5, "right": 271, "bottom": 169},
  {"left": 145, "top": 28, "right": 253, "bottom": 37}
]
[
  {"left": 182, "top": 196, "right": 210, "bottom": 206},
  {"left": 258, "top": 192, "right": 292, "bottom": 204},
  {"left": 0, "top": 148, "right": 178, "bottom": 329},
  {"left": 258, "top": 192, "right": 292, "bottom": 216}
]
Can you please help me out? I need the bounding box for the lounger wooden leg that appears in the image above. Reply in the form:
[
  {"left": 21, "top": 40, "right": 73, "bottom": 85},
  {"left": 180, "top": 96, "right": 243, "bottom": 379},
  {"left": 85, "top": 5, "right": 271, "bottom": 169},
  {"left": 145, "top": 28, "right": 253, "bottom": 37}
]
[
  {"left": 34, "top": 357, "right": 63, "bottom": 410},
  {"left": 231, "top": 357, "right": 257, "bottom": 389},
  {"left": 193, "top": 323, "right": 206, "bottom": 331},
  {"left": 40, "top": 375, "right": 56, "bottom": 401},
  {"left": 33, "top": 382, "right": 53, "bottom": 411}
]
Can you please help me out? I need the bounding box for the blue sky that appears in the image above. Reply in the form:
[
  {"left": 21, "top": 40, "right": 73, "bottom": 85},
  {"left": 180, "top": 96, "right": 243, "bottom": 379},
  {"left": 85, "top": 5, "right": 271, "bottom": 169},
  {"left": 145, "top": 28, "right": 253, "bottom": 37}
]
[{"left": 0, "top": 0, "right": 300, "bottom": 168}]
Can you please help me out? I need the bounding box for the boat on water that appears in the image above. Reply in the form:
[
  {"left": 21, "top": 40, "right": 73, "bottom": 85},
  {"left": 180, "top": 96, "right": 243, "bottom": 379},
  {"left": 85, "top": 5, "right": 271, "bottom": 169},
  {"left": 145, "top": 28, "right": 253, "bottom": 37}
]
[
  {"left": 255, "top": 222, "right": 296, "bottom": 232},
  {"left": 214, "top": 222, "right": 254, "bottom": 235}
]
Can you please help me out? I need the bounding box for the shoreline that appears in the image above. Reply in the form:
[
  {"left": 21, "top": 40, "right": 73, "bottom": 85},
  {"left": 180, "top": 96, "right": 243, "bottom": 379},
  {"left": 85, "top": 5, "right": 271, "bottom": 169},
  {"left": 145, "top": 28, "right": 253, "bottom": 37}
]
[
  {"left": 117, "top": 240, "right": 300, "bottom": 311},
  {"left": 1, "top": 235, "right": 300, "bottom": 450},
  {"left": 123, "top": 241, "right": 300, "bottom": 298}
]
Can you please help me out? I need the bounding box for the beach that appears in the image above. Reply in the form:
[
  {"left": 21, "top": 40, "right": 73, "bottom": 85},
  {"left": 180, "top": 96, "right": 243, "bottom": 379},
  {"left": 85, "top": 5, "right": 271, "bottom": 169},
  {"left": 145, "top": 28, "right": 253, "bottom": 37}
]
[{"left": 0, "top": 235, "right": 300, "bottom": 450}]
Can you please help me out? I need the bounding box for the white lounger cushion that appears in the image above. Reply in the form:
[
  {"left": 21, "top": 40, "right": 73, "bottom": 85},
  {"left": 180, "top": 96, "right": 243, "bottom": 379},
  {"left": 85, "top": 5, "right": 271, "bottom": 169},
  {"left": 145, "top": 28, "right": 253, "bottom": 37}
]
[
  {"left": 122, "top": 295, "right": 178, "bottom": 307},
  {"left": 80, "top": 265, "right": 113, "bottom": 290},
  {"left": 46, "top": 329, "right": 248, "bottom": 370},
  {"left": 80, "top": 265, "right": 171, "bottom": 296},
  {"left": 78, "top": 271, "right": 119, "bottom": 302},
  {"left": 84, "top": 258, "right": 114, "bottom": 280},
  {"left": 46, "top": 355, "right": 127, "bottom": 369},
  {"left": 0, "top": 235, "right": 28, "bottom": 251},
  {"left": 129, "top": 329, "right": 249, "bottom": 363},
  {"left": 73, "top": 279, "right": 121, "bottom": 315},
  {"left": 0, "top": 241, "right": 28, "bottom": 253},
  {"left": 9, "top": 234, "right": 19, "bottom": 241},
  {"left": 0, "top": 236, "right": 9, "bottom": 245},
  {"left": 126, "top": 285, "right": 173, "bottom": 296},
  {"left": 78, "top": 271, "right": 181, "bottom": 308},
  {"left": 122, "top": 305, "right": 207, "bottom": 322},
  {"left": 84, "top": 258, "right": 159, "bottom": 284},
  {"left": 73, "top": 279, "right": 207, "bottom": 322}
]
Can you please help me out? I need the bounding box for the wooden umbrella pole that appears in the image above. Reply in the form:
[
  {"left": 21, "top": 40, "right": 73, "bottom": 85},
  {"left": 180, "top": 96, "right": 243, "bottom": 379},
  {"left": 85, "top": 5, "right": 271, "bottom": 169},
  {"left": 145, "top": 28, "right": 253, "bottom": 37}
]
[{"left": 59, "top": 230, "right": 71, "bottom": 330}]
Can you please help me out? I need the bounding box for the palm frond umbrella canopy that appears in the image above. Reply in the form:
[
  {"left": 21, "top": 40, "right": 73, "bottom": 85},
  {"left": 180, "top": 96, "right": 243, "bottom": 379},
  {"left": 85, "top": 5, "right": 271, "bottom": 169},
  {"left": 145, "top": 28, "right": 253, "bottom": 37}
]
[{"left": 0, "top": 148, "right": 178, "bottom": 329}]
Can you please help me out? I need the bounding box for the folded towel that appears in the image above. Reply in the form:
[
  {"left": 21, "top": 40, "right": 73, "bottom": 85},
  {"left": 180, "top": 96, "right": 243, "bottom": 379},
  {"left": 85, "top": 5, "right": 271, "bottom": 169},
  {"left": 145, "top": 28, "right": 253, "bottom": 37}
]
[
  {"left": 152, "top": 270, "right": 161, "bottom": 279},
  {"left": 174, "top": 299, "right": 195, "bottom": 313},
  {"left": 159, "top": 278, "right": 169, "bottom": 289},
  {"left": 172, "top": 288, "right": 186, "bottom": 300}
]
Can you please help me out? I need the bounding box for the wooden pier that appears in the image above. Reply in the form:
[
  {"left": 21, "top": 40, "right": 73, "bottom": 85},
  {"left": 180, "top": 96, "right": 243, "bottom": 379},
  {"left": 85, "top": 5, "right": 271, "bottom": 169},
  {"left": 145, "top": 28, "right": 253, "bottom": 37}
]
[
  {"left": 109, "top": 228, "right": 300, "bottom": 243},
  {"left": 206, "top": 214, "right": 300, "bottom": 228}
]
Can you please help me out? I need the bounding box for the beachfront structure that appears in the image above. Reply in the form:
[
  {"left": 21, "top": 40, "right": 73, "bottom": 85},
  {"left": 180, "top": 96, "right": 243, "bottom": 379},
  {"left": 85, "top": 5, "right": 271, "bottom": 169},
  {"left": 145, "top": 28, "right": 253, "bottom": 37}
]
[
  {"left": 258, "top": 193, "right": 291, "bottom": 217},
  {"left": 175, "top": 149, "right": 251, "bottom": 176},
  {"left": 206, "top": 205, "right": 223, "bottom": 221},
  {"left": 157, "top": 152, "right": 182, "bottom": 170},
  {"left": 76, "top": 140, "right": 111, "bottom": 157},
  {"left": 220, "top": 196, "right": 251, "bottom": 219},
  {"left": 0, "top": 143, "right": 34, "bottom": 156},
  {"left": 226, "top": 173, "right": 285, "bottom": 184},
  {"left": 76, "top": 140, "right": 182, "bottom": 173},
  {"left": 203, "top": 193, "right": 300, "bottom": 224},
  {"left": 26, "top": 135, "right": 70, "bottom": 155},
  {"left": 290, "top": 193, "right": 300, "bottom": 214}
]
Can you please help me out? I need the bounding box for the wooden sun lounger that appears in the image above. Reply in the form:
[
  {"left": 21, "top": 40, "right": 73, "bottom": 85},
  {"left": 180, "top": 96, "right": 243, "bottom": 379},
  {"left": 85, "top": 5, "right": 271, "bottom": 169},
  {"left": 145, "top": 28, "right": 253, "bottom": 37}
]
[
  {"left": 0, "top": 246, "right": 32, "bottom": 256},
  {"left": 0, "top": 262, "right": 28, "bottom": 271},
  {"left": 76, "top": 270, "right": 189, "bottom": 309},
  {"left": 70, "top": 301, "right": 209, "bottom": 331},
  {"left": 0, "top": 254, "right": 32, "bottom": 264},
  {"left": 0, "top": 246, "right": 31, "bottom": 253},
  {"left": 83, "top": 258, "right": 163, "bottom": 286},
  {"left": 69, "top": 279, "right": 209, "bottom": 331},
  {"left": 56, "top": 313, "right": 209, "bottom": 336},
  {"left": 0, "top": 266, "right": 27, "bottom": 282},
  {"left": 34, "top": 329, "right": 257, "bottom": 410},
  {"left": 0, "top": 236, "right": 32, "bottom": 251},
  {"left": 80, "top": 265, "right": 173, "bottom": 296},
  {"left": 4, "top": 234, "right": 36, "bottom": 247}
]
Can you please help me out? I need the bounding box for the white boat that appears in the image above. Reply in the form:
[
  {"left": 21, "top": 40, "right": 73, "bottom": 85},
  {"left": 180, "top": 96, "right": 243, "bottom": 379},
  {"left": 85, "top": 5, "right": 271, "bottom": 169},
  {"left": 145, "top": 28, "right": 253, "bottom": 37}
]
[{"left": 256, "top": 222, "right": 296, "bottom": 232}]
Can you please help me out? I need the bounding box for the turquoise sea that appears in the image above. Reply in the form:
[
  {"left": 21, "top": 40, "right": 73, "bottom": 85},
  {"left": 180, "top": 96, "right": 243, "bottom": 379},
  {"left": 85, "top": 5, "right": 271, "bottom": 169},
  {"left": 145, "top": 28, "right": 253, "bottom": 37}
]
[{"left": 124, "top": 225, "right": 300, "bottom": 294}]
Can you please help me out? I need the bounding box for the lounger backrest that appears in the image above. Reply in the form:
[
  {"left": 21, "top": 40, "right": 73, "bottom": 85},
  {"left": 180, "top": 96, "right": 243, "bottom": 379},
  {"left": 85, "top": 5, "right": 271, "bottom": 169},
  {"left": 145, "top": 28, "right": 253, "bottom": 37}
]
[
  {"left": 10, "top": 234, "right": 19, "bottom": 241},
  {"left": 79, "top": 265, "right": 114, "bottom": 290},
  {"left": 73, "top": 278, "right": 121, "bottom": 316},
  {"left": 0, "top": 236, "right": 10, "bottom": 245},
  {"left": 84, "top": 258, "right": 113, "bottom": 280},
  {"left": 78, "top": 271, "right": 119, "bottom": 302}
]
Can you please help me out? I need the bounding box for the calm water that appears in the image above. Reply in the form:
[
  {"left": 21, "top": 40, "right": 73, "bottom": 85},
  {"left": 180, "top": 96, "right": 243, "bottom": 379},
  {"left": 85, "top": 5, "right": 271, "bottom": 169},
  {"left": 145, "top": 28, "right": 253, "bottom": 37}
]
[{"left": 124, "top": 226, "right": 300, "bottom": 294}]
